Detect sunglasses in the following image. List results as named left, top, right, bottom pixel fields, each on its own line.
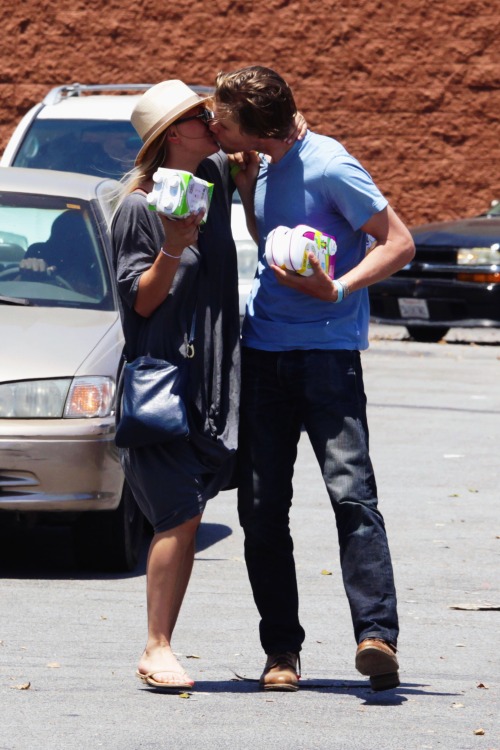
left=176, top=109, right=215, bottom=125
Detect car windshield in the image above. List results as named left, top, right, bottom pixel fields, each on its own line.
left=12, top=119, right=142, bottom=180
left=0, top=193, right=114, bottom=310
left=487, top=201, right=500, bottom=217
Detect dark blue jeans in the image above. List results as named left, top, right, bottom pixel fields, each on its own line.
left=237, top=347, right=399, bottom=655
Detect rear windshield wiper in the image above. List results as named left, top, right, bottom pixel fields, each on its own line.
left=0, top=294, right=32, bottom=306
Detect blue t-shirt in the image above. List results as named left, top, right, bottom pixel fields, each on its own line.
left=241, top=130, right=387, bottom=351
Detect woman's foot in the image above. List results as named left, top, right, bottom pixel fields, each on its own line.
left=137, top=645, right=194, bottom=689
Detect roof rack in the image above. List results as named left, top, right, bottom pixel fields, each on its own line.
left=42, top=83, right=214, bottom=106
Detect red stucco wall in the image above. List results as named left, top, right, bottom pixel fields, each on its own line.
left=1, top=0, right=498, bottom=226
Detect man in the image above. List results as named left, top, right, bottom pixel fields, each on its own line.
left=210, top=66, right=415, bottom=692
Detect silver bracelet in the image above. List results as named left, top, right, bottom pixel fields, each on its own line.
left=339, top=278, right=350, bottom=299
left=159, top=246, right=182, bottom=260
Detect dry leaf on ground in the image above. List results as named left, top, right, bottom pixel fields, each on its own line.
left=11, top=682, right=30, bottom=690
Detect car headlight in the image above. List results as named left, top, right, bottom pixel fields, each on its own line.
left=457, top=244, right=500, bottom=266
left=0, top=377, right=115, bottom=418
left=457, top=244, right=500, bottom=283
left=65, top=377, right=115, bottom=418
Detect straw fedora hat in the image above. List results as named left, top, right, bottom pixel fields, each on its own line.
left=131, top=80, right=211, bottom=164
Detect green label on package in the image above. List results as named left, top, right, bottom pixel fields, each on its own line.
left=147, top=168, right=214, bottom=223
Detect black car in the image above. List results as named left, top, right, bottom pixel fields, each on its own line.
left=369, top=201, right=500, bottom=342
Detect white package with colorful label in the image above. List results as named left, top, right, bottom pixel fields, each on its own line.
left=147, top=168, right=214, bottom=223
left=265, top=224, right=337, bottom=278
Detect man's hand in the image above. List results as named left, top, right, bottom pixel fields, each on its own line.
left=271, top=252, right=337, bottom=302
left=19, top=257, right=57, bottom=274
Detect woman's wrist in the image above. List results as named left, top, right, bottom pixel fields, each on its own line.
left=159, top=246, right=183, bottom=260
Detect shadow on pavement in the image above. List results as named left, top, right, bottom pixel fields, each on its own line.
left=196, top=521, right=232, bottom=552
left=0, top=519, right=232, bottom=580
left=139, top=677, right=461, bottom=705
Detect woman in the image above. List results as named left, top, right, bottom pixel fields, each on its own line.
left=111, top=80, right=245, bottom=691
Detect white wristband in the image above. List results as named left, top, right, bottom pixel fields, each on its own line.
left=332, top=279, right=344, bottom=303
left=332, top=278, right=350, bottom=303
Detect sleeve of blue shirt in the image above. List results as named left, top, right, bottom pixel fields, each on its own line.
left=321, top=153, right=388, bottom=232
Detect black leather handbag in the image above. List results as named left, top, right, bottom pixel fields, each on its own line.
left=115, top=315, right=195, bottom=449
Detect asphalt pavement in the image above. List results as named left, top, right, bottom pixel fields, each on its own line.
left=0, top=325, right=499, bottom=750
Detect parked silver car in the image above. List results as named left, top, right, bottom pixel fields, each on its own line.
left=0, top=167, right=143, bottom=570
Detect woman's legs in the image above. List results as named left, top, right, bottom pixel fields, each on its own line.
left=137, top=513, right=202, bottom=685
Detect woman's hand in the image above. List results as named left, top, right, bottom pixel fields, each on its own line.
left=285, top=111, right=308, bottom=144
left=134, top=210, right=205, bottom=318
left=228, top=150, right=261, bottom=195
left=158, top=210, right=205, bottom=256
left=228, top=151, right=260, bottom=244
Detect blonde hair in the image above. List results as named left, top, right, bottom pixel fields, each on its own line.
left=114, top=132, right=168, bottom=206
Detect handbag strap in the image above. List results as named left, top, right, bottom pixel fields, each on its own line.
left=184, top=310, right=196, bottom=359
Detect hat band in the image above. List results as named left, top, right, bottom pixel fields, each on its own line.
left=141, top=112, right=176, bottom=145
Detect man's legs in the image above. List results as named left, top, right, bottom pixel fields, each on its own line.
left=300, top=349, right=399, bottom=688
left=302, top=349, right=399, bottom=646
left=238, top=347, right=399, bottom=689
left=237, top=348, right=305, bottom=656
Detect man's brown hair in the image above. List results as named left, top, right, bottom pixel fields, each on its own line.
left=215, top=66, right=297, bottom=140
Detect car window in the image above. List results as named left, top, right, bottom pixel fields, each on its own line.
left=0, top=194, right=114, bottom=310
left=12, top=119, right=142, bottom=180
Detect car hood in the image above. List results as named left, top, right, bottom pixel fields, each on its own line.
left=411, top=216, right=500, bottom=247
left=0, top=307, right=122, bottom=382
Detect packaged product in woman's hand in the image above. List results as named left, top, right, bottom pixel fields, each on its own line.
left=265, top=224, right=337, bottom=278
left=147, top=168, right=214, bottom=222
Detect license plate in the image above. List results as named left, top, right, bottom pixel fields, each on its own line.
left=398, top=298, right=430, bottom=319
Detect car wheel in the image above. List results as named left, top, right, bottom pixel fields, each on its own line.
left=406, top=325, right=449, bottom=343
left=73, top=482, right=144, bottom=572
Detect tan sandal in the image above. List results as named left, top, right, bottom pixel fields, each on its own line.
left=136, top=669, right=194, bottom=692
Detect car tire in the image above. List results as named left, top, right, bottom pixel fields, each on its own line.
left=406, top=325, right=449, bottom=343
left=73, top=482, right=144, bottom=572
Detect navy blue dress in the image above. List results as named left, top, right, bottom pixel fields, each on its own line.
left=112, top=152, right=240, bottom=532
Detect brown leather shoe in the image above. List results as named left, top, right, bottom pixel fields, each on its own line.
left=355, top=638, right=400, bottom=691
left=259, top=652, right=300, bottom=692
